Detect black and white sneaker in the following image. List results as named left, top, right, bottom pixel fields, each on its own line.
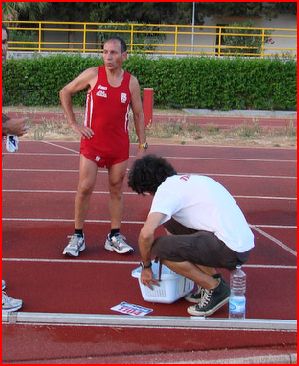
left=187, top=278, right=230, bottom=317
left=185, top=273, right=222, bottom=303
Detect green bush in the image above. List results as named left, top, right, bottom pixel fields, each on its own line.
left=3, top=54, right=296, bottom=110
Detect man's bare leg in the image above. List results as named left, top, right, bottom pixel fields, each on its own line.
left=75, top=155, right=98, bottom=229
left=107, top=160, right=128, bottom=230
left=162, top=259, right=218, bottom=290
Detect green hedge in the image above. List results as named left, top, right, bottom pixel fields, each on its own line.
left=3, top=54, right=296, bottom=110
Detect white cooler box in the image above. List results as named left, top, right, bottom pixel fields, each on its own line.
left=131, top=260, right=194, bottom=304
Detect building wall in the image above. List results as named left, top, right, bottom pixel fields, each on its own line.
left=159, top=14, right=296, bottom=55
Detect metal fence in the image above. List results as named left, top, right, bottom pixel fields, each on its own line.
left=4, top=20, right=297, bottom=58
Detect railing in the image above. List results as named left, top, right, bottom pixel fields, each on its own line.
left=4, top=20, right=297, bottom=58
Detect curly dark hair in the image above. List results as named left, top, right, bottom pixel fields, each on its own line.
left=128, top=154, right=177, bottom=195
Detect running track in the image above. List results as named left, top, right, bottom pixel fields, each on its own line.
left=2, top=140, right=296, bottom=363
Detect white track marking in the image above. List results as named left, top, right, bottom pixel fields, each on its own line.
left=2, top=189, right=296, bottom=200
left=3, top=153, right=78, bottom=156
left=256, top=225, right=296, bottom=229
left=2, top=218, right=145, bottom=224
left=2, top=219, right=296, bottom=256
left=7, top=139, right=298, bottom=151
left=3, top=189, right=136, bottom=196
left=252, top=226, right=297, bottom=256
left=2, top=257, right=296, bottom=269
left=3, top=258, right=139, bottom=265
left=2, top=168, right=296, bottom=180
left=41, top=140, right=79, bottom=153
left=2, top=217, right=295, bottom=230
left=2, top=151, right=296, bottom=163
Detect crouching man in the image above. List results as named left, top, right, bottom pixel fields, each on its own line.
left=128, top=154, right=254, bottom=317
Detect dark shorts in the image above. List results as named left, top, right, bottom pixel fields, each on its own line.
left=152, top=219, right=251, bottom=270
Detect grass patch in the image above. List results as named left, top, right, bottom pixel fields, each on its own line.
left=233, top=121, right=262, bottom=138
left=25, top=119, right=77, bottom=141
left=22, top=115, right=296, bottom=149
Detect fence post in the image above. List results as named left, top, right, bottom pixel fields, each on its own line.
left=83, top=23, right=86, bottom=53
left=130, top=24, right=134, bottom=53
left=174, top=26, right=178, bottom=55
left=38, top=22, right=42, bottom=52
left=217, top=26, right=222, bottom=57
left=260, top=29, right=265, bottom=58
left=143, top=88, right=154, bottom=127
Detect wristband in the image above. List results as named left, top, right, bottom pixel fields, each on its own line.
left=140, top=261, right=152, bottom=269
left=138, top=142, right=148, bottom=150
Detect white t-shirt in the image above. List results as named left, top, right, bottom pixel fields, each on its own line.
left=149, top=174, right=254, bottom=253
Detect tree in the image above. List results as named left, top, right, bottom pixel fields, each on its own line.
left=194, top=3, right=296, bottom=23
left=2, top=2, right=49, bottom=21
left=4, top=2, right=296, bottom=23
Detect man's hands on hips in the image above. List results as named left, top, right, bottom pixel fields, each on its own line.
left=70, top=123, right=94, bottom=139
left=3, top=117, right=29, bottom=137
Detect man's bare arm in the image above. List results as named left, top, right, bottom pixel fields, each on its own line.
left=59, top=67, right=97, bottom=139
left=2, top=114, right=28, bottom=137
left=138, top=212, right=166, bottom=288
left=129, top=76, right=145, bottom=150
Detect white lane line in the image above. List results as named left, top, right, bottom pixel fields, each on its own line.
left=257, top=225, right=296, bottom=229
left=3, top=153, right=78, bottom=156
left=15, top=139, right=298, bottom=150
left=244, top=264, right=296, bottom=269
left=2, top=257, right=296, bottom=270
left=2, top=168, right=296, bottom=179
left=2, top=218, right=296, bottom=230
left=41, top=140, right=79, bottom=154
left=2, top=189, right=296, bottom=200
left=3, top=220, right=295, bottom=257
left=2, top=218, right=145, bottom=224
left=2, top=258, right=139, bottom=265
left=235, top=195, right=296, bottom=200
left=252, top=226, right=297, bottom=256
left=2, top=152, right=296, bottom=163
left=3, top=189, right=136, bottom=196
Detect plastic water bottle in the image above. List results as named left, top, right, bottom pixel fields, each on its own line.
left=229, top=265, right=246, bottom=319
left=6, top=135, right=19, bottom=153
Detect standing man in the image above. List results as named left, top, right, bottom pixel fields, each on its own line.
left=60, top=36, right=147, bottom=256
left=2, top=24, right=27, bottom=312
left=2, top=25, right=28, bottom=137
left=128, top=155, right=254, bottom=317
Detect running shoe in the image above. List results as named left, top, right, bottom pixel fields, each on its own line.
left=104, top=233, right=134, bottom=254
left=187, top=278, right=230, bottom=317
left=2, top=291, right=23, bottom=312
left=63, top=234, right=85, bottom=256
left=185, top=273, right=222, bottom=303
left=2, top=280, right=6, bottom=290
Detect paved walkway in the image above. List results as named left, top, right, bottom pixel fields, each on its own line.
left=183, top=109, right=296, bottom=118
left=152, top=109, right=296, bottom=128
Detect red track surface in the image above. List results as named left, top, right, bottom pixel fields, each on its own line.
left=2, top=140, right=296, bottom=363
left=6, top=110, right=297, bottom=129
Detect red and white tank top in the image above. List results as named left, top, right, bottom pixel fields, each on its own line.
left=81, top=66, right=131, bottom=159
